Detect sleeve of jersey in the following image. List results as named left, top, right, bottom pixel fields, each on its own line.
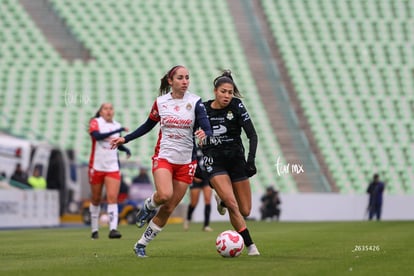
left=149, top=100, right=161, bottom=122
left=195, top=99, right=212, bottom=136
left=123, top=101, right=159, bottom=143
left=238, top=100, right=258, bottom=162
left=89, top=119, right=99, bottom=133
left=117, top=144, right=131, bottom=155
left=89, top=119, right=125, bottom=141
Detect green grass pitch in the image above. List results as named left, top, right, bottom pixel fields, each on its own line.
left=1, top=221, right=413, bottom=276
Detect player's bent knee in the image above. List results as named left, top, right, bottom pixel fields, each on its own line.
left=155, top=192, right=173, bottom=204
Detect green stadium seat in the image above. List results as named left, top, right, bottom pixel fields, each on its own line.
left=4, top=0, right=413, bottom=194
left=261, top=0, right=413, bottom=194
left=0, top=0, right=280, bottom=192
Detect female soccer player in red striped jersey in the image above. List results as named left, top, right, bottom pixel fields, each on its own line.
left=88, top=102, right=131, bottom=239
left=111, top=65, right=212, bottom=257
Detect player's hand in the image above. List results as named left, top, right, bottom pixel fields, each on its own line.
left=245, top=160, right=257, bottom=177
left=194, top=129, right=207, bottom=144
left=110, top=137, right=125, bottom=149
left=123, top=127, right=129, bottom=132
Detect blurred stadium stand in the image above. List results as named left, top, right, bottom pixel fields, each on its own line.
left=0, top=0, right=295, bottom=194
left=0, top=0, right=412, bottom=195
left=261, top=0, right=414, bottom=194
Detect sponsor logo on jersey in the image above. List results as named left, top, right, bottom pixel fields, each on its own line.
left=212, top=125, right=227, bottom=135
left=207, top=136, right=223, bottom=146
left=161, top=116, right=192, bottom=129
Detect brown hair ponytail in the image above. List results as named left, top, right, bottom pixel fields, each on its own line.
left=159, top=65, right=184, bottom=95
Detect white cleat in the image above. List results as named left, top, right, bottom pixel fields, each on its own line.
left=183, top=220, right=190, bottom=231
left=247, top=244, right=261, bottom=256
left=203, top=226, right=213, bottom=232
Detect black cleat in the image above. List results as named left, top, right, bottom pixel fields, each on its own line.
left=91, top=231, right=99, bottom=240
left=108, top=229, right=122, bottom=239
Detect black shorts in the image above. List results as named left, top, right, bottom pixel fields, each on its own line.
left=203, top=150, right=248, bottom=182
left=189, top=179, right=210, bottom=189
left=190, top=163, right=210, bottom=189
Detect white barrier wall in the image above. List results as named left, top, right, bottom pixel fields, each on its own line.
left=0, top=190, right=60, bottom=228
left=190, top=193, right=414, bottom=222
left=273, top=194, right=414, bottom=221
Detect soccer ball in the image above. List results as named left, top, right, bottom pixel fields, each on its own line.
left=99, top=214, right=109, bottom=225
left=216, top=230, right=244, bottom=257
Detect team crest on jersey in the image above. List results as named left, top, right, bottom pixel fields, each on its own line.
left=186, top=103, right=192, bottom=110
left=226, top=111, right=234, bottom=120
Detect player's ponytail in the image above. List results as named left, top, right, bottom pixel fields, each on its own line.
left=89, top=103, right=104, bottom=122
left=86, top=104, right=103, bottom=132
left=213, top=69, right=242, bottom=98
left=159, top=74, right=169, bottom=96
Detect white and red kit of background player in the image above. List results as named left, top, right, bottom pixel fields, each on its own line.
left=88, top=117, right=122, bottom=184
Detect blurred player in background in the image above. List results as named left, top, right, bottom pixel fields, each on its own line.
left=110, top=65, right=212, bottom=257
left=88, top=102, right=130, bottom=239
left=183, top=165, right=213, bottom=232
left=201, top=70, right=260, bottom=256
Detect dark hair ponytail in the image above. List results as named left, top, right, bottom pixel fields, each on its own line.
left=89, top=104, right=103, bottom=123
left=213, top=69, right=242, bottom=98
left=159, top=65, right=184, bottom=95
left=87, top=104, right=103, bottom=132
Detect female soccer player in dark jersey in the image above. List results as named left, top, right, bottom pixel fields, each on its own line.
left=110, top=65, right=212, bottom=257
left=202, top=70, right=260, bottom=256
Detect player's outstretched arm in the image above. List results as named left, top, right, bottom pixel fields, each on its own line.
left=91, top=127, right=126, bottom=141
left=110, top=117, right=158, bottom=149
